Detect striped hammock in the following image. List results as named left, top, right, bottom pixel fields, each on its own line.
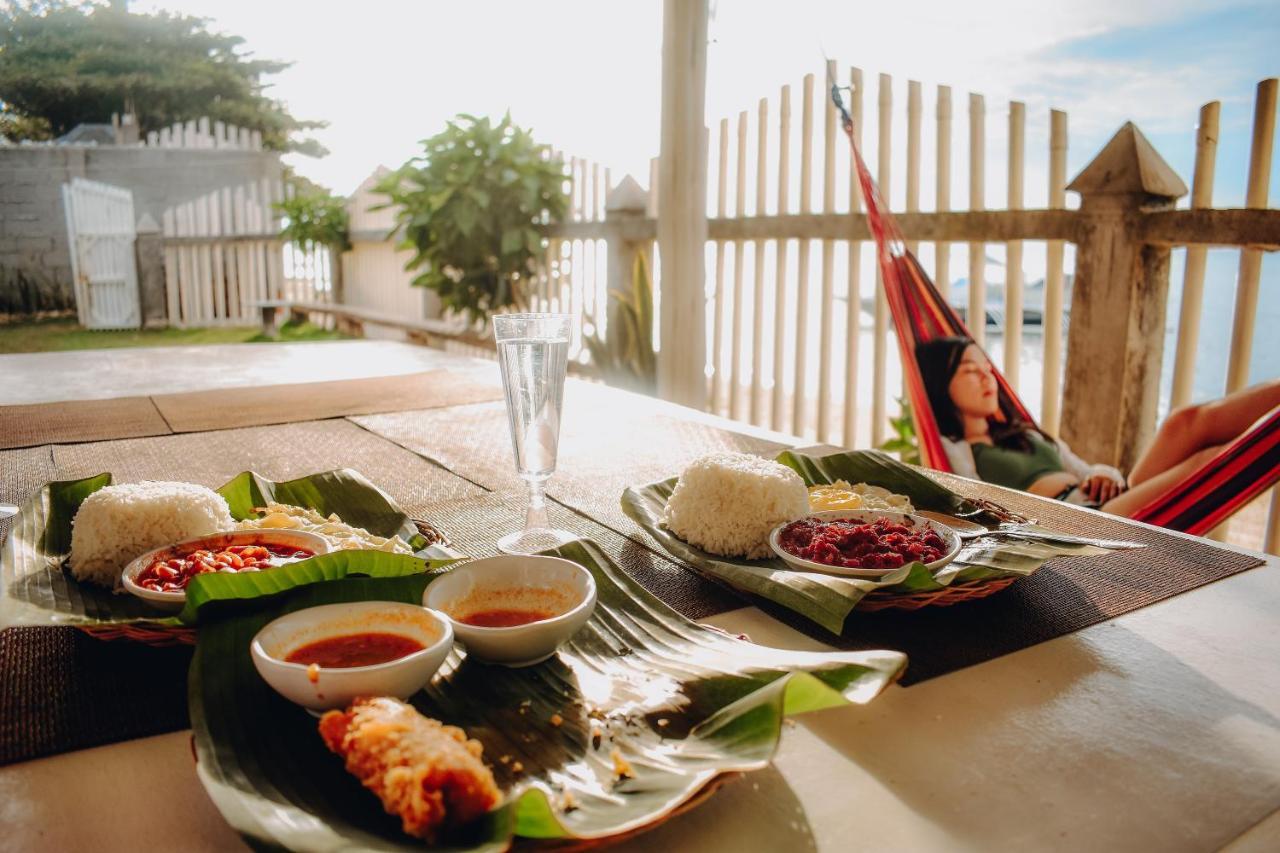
left=829, top=80, right=1280, bottom=536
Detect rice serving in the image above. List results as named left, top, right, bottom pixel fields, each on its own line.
left=69, top=481, right=234, bottom=588
left=662, top=452, right=809, bottom=559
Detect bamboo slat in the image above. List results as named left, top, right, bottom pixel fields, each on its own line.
left=871, top=73, right=892, bottom=447
left=1170, top=101, right=1221, bottom=410
left=817, top=59, right=839, bottom=442
left=936, top=85, right=952, bottom=325
left=905, top=80, right=922, bottom=256
left=1226, top=78, right=1276, bottom=394
left=1005, top=101, right=1025, bottom=388
left=751, top=97, right=770, bottom=426
left=968, top=93, right=986, bottom=348
left=1042, top=109, right=1069, bottom=433
left=843, top=67, right=865, bottom=449
left=771, top=85, right=792, bottom=433
left=730, top=111, right=749, bottom=421
left=793, top=73, right=816, bottom=437
left=712, top=119, right=730, bottom=411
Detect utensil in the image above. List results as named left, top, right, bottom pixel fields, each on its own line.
left=0, top=503, right=17, bottom=520
left=424, top=554, right=596, bottom=666
left=251, top=601, right=454, bottom=712
left=768, top=510, right=963, bottom=578
left=493, top=313, right=577, bottom=555
left=917, top=511, right=1143, bottom=550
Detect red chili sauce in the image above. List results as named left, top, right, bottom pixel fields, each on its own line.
left=285, top=632, right=425, bottom=668
left=777, top=517, right=947, bottom=569
left=459, top=608, right=556, bottom=628
left=135, top=542, right=314, bottom=592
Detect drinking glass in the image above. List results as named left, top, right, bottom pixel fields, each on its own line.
left=493, top=313, right=576, bottom=555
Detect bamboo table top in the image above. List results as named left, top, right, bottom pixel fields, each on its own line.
left=1, top=347, right=1277, bottom=852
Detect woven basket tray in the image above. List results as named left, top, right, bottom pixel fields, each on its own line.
left=856, top=575, right=1018, bottom=612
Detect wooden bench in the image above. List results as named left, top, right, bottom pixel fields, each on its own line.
left=255, top=300, right=493, bottom=350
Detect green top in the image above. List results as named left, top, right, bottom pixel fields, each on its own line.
left=971, top=432, right=1066, bottom=491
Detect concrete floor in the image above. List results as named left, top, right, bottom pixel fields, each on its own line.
left=0, top=340, right=498, bottom=404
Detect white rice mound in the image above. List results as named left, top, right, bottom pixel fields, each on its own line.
left=68, top=481, right=235, bottom=588
left=661, top=452, right=809, bottom=559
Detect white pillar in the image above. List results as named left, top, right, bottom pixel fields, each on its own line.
left=656, top=0, right=709, bottom=409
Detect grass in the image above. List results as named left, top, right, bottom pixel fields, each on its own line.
left=0, top=316, right=349, bottom=354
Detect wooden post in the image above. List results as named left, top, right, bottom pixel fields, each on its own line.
left=1041, top=109, right=1068, bottom=433
left=604, top=175, right=650, bottom=341
left=1060, top=122, right=1188, bottom=470
left=656, top=0, right=709, bottom=410
left=134, top=214, right=168, bottom=327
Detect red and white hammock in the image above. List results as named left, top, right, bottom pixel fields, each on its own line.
left=830, top=80, right=1280, bottom=536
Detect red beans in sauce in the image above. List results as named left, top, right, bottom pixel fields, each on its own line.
left=135, top=542, right=314, bottom=592
left=777, top=517, right=946, bottom=570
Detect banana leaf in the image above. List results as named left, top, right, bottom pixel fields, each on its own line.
left=0, top=468, right=450, bottom=631
left=621, top=449, right=1107, bottom=635
left=189, top=539, right=906, bottom=850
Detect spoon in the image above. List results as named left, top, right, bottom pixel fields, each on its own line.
left=915, top=510, right=1144, bottom=550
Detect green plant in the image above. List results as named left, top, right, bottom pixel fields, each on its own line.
left=879, top=396, right=921, bottom=465
left=583, top=252, right=657, bottom=393
left=376, top=114, right=568, bottom=325
left=275, top=189, right=350, bottom=252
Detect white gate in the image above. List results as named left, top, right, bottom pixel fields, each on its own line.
left=62, top=178, right=140, bottom=329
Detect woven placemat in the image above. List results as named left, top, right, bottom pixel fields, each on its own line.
left=152, top=369, right=502, bottom=433
left=355, top=401, right=1266, bottom=686
left=0, top=421, right=742, bottom=766
left=0, top=396, right=172, bottom=450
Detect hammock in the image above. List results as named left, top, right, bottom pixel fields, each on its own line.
left=829, top=80, right=1280, bottom=536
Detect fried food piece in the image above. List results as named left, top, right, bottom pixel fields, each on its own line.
left=318, top=696, right=501, bottom=840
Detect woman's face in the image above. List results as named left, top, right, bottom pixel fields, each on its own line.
left=948, top=344, right=998, bottom=418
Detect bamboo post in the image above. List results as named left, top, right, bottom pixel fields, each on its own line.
left=711, top=119, right=730, bottom=413
left=935, top=85, right=952, bottom=317
left=968, top=93, right=986, bottom=347
left=656, top=0, right=709, bottom=409
left=771, top=85, right=792, bottom=433
left=1266, top=491, right=1280, bottom=556
left=1004, top=101, right=1025, bottom=388
left=905, top=80, right=922, bottom=256
left=1225, top=78, right=1277, bottom=394
left=871, top=73, right=892, bottom=447
left=603, top=176, right=650, bottom=360
left=751, top=97, right=769, bottom=426
left=1041, top=109, right=1069, bottom=434
left=792, top=73, right=815, bottom=436
left=1169, top=102, right=1221, bottom=410
left=729, top=111, right=749, bottom=420
left=817, top=58, right=839, bottom=442
left=842, top=67, right=865, bottom=449
left=1060, top=123, right=1187, bottom=469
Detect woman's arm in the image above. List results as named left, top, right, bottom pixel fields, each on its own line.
left=941, top=436, right=979, bottom=479
left=1054, top=438, right=1127, bottom=485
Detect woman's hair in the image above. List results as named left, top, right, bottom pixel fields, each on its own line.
left=915, top=336, right=1048, bottom=453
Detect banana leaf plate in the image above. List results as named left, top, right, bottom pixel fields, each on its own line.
left=622, top=449, right=1111, bottom=634
left=0, top=468, right=456, bottom=642
left=190, top=539, right=907, bottom=851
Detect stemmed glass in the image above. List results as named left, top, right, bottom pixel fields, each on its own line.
left=493, top=313, right=577, bottom=555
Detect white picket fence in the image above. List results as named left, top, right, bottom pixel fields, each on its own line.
left=160, top=179, right=331, bottom=327
left=145, top=116, right=263, bottom=151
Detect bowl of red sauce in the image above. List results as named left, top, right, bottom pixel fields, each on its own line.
left=769, top=510, right=962, bottom=578
left=250, top=601, right=454, bottom=711
left=122, top=529, right=330, bottom=610
left=424, top=555, right=597, bottom=667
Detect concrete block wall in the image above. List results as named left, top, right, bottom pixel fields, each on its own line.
left=0, top=145, right=283, bottom=316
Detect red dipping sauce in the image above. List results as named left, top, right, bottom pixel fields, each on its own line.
left=777, top=517, right=947, bottom=570
left=135, top=542, right=314, bottom=592
left=285, top=632, right=426, bottom=668
left=459, top=608, right=556, bottom=628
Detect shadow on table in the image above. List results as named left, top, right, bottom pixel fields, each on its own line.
left=799, top=627, right=1280, bottom=848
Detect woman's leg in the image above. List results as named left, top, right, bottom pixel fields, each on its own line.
left=1103, top=443, right=1226, bottom=517
left=1128, top=380, right=1280, bottom=487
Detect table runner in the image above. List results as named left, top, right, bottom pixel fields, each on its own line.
left=0, top=370, right=503, bottom=449
left=0, top=421, right=741, bottom=765
left=353, top=395, right=1265, bottom=683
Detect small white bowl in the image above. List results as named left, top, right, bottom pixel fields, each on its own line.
left=251, top=601, right=453, bottom=711
left=424, top=555, right=597, bottom=667
left=769, top=509, right=962, bottom=578
left=122, top=529, right=331, bottom=611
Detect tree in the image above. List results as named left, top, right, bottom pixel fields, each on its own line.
left=377, top=114, right=568, bottom=325
left=0, top=1, right=325, bottom=155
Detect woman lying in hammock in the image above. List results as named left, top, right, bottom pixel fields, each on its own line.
left=917, top=336, right=1280, bottom=516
